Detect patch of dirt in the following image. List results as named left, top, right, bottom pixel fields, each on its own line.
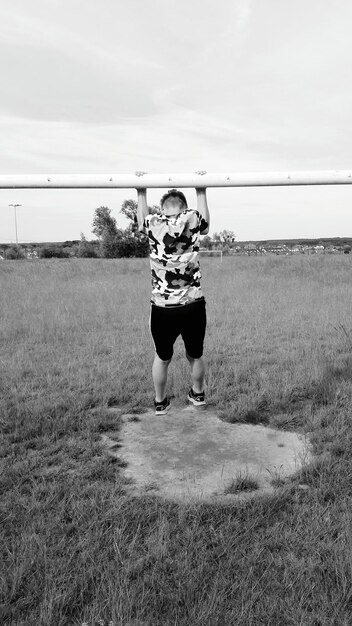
left=100, top=405, right=314, bottom=505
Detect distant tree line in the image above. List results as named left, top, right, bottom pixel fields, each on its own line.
left=1, top=198, right=351, bottom=259
left=0, top=199, right=237, bottom=260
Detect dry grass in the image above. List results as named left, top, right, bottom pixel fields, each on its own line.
left=1, top=255, right=352, bottom=625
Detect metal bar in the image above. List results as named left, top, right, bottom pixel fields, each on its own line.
left=0, top=170, right=352, bottom=189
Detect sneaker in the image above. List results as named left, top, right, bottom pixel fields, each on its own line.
left=154, top=397, right=171, bottom=415
left=188, top=388, right=206, bottom=406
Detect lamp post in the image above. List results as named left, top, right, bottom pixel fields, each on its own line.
left=8, top=203, right=22, bottom=245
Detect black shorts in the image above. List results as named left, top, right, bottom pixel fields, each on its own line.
left=150, top=298, right=206, bottom=361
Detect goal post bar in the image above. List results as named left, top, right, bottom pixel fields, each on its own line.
left=0, top=170, right=352, bottom=189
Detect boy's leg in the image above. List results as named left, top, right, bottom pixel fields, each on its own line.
left=186, top=353, right=205, bottom=394
left=152, top=353, right=172, bottom=402
left=181, top=299, right=207, bottom=394
left=150, top=304, right=178, bottom=403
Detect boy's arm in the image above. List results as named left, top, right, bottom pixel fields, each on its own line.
left=196, top=188, right=210, bottom=234
left=136, top=188, right=149, bottom=233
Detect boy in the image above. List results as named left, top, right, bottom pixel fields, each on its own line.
left=137, top=187, right=210, bottom=414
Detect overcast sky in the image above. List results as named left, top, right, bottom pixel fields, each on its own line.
left=1, top=0, right=352, bottom=243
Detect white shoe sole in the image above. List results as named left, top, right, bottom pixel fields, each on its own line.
left=188, top=396, right=206, bottom=406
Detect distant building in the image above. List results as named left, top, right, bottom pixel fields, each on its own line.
left=325, top=247, right=339, bottom=254
left=243, top=243, right=258, bottom=255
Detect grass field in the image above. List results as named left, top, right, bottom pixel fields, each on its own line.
left=1, top=254, right=352, bottom=625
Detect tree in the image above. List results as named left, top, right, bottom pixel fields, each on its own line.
left=77, top=232, right=98, bottom=258
left=120, top=199, right=159, bottom=233
left=38, top=245, right=70, bottom=258
left=120, top=199, right=138, bottom=224
left=92, top=206, right=123, bottom=258
left=91, top=200, right=158, bottom=259
left=201, top=236, right=213, bottom=250
left=213, top=230, right=237, bottom=244
left=92, top=206, right=118, bottom=239
left=5, top=245, right=26, bottom=260
left=100, top=229, right=122, bottom=258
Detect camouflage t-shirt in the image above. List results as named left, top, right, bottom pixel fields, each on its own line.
left=143, top=209, right=208, bottom=306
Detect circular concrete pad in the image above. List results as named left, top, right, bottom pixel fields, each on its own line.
left=102, top=405, right=313, bottom=505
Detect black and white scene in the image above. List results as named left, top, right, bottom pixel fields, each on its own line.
left=1, top=1, right=352, bottom=625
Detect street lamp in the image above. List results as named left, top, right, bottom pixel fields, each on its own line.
left=8, top=203, right=22, bottom=245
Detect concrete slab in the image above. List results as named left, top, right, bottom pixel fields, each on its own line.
left=101, top=405, right=313, bottom=505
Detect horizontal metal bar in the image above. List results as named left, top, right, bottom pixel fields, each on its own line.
left=0, top=170, right=352, bottom=189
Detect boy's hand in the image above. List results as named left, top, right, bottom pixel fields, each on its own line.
left=135, top=170, right=148, bottom=177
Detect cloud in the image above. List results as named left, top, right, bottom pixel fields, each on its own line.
left=235, top=0, right=252, bottom=31
left=0, top=41, right=160, bottom=123
left=0, top=2, right=163, bottom=123
left=0, top=3, right=160, bottom=70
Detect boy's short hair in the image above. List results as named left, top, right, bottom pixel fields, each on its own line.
left=160, top=188, right=188, bottom=209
